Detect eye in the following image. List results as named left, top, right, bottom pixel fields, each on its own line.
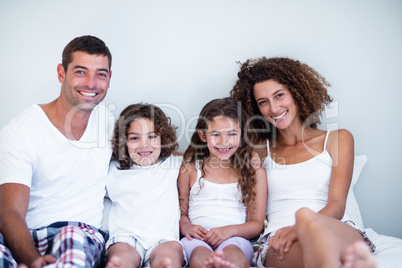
left=128, top=136, right=139, bottom=142
left=98, top=72, right=108, bottom=78
left=211, top=133, right=220, bottom=137
left=258, top=100, right=267, bottom=106
left=149, top=135, right=158, bottom=139
left=228, top=132, right=238, bottom=137
left=275, top=93, right=284, bottom=99
left=75, top=70, right=85, bottom=75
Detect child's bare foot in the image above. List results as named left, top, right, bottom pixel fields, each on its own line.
left=106, top=255, right=136, bottom=268
left=152, top=257, right=173, bottom=268
left=203, top=250, right=238, bottom=268
left=343, top=241, right=376, bottom=268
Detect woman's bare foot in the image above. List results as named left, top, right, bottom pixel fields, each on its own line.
left=203, top=250, right=238, bottom=268
left=343, top=241, right=376, bottom=268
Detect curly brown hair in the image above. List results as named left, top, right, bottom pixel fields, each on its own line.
left=111, top=103, right=178, bottom=169
left=183, top=97, right=256, bottom=208
left=230, top=57, right=333, bottom=143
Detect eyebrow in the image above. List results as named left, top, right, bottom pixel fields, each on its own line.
left=208, top=129, right=239, bottom=133
left=73, top=65, right=110, bottom=74
left=256, top=89, right=284, bottom=101
left=127, top=131, right=156, bottom=135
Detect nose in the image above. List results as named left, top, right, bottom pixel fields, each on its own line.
left=138, top=136, right=150, bottom=148
left=84, top=73, right=97, bottom=89
left=218, top=134, right=228, bottom=145
left=270, top=101, right=280, bottom=114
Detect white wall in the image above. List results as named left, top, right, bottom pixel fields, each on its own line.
left=0, top=0, right=401, bottom=238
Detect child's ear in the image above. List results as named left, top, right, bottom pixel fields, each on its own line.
left=198, top=130, right=207, bottom=142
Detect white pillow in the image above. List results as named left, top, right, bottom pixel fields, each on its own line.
left=344, top=154, right=367, bottom=228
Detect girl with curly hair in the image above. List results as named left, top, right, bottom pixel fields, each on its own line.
left=106, top=103, right=185, bottom=268
left=231, top=57, right=376, bottom=268
left=178, top=97, right=267, bottom=268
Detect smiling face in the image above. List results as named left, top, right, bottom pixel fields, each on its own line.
left=253, top=79, right=300, bottom=130
left=198, top=116, right=241, bottom=161
left=58, top=51, right=111, bottom=111
left=126, top=118, right=162, bottom=166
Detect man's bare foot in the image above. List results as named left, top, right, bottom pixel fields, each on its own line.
left=343, top=241, right=376, bottom=268
left=203, top=250, right=238, bottom=268
left=106, top=255, right=136, bottom=268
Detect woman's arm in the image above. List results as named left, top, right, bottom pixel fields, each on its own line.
left=319, top=129, right=354, bottom=219
left=177, top=163, right=208, bottom=240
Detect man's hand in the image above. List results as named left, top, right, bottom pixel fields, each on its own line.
left=29, top=254, right=56, bottom=268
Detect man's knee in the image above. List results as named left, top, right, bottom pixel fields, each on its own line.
left=55, top=226, right=87, bottom=246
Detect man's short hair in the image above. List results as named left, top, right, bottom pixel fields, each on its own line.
left=62, top=35, right=112, bottom=71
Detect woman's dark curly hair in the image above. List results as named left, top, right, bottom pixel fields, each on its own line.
left=230, top=57, right=333, bottom=143
left=183, top=97, right=256, bottom=208
left=111, top=103, right=178, bottom=169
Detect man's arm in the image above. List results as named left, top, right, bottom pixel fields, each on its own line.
left=0, top=183, right=41, bottom=265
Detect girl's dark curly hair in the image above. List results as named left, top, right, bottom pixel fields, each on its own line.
left=183, top=97, right=256, bottom=208
left=111, top=103, right=178, bottom=169
left=230, top=57, right=333, bottom=143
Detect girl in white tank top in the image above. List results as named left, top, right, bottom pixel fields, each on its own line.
left=178, top=98, right=267, bottom=267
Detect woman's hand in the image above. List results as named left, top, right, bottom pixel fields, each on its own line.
left=184, top=224, right=208, bottom=241
left=269, top=225, right=298, bottom=260
left=204, top=226, right=232, bottom=249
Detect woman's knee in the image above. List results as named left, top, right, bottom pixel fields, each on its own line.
left=295, top=207, right=322, bottom=231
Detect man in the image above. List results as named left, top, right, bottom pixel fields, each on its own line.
left=0, top=35, right=113, bottom=267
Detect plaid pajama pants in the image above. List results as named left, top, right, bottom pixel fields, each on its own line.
left=0, top=221, right=108, bottom=268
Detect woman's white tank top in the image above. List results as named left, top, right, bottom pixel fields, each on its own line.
left=262, top=131, right=349, bottom=236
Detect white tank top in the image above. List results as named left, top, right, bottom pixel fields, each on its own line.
left=188, top=162, right=247, bottom=230
left=262, top=131, right=350, bottom=236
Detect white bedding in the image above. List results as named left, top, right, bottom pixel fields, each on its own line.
left=101, top=155, right=402, bottom=267
left=345, top=155, right=402, bottom=267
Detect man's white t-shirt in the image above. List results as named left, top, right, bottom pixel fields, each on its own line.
left=0, top=104, right=113, bottom=229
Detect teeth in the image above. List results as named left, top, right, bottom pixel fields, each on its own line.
left=217, top=148, right=231, bottom=152
left=272, top=111, right=287, bottom=120
left=80, top=91, right=96, bottom=97
left=138, top=152, right=152, bottom=156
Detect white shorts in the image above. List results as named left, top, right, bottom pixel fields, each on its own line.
left=106, top=235, right=186, bottom=267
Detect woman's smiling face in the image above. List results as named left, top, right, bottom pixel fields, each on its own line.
left=253, top=79, right=300, bottom=130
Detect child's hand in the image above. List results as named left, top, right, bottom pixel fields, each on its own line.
left=204, top=227, right=232, bottom=249
left=185, top=224, right=208, bottom=241
left=268, top=225, right=298, bottom=261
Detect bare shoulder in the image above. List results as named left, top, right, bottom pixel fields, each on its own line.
left=172, top=150, right=184, bottom=156
left=250, top=150, right=263, bottom=170
left=328, top=129, right=354, bottom=144
left=179, top=161, right=196, bottom=174
left=178, top=161, right=198, bottom=189
left=327, top=129, right=354, bottom=155
left=253, top=142, right=268, bottom=161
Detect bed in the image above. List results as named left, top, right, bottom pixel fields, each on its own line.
left=101, top=155, right=402, bottom=267
left=343, top=155, right=402, bottom=267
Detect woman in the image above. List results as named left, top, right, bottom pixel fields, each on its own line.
left=230, top=57, right=376, bottom=268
